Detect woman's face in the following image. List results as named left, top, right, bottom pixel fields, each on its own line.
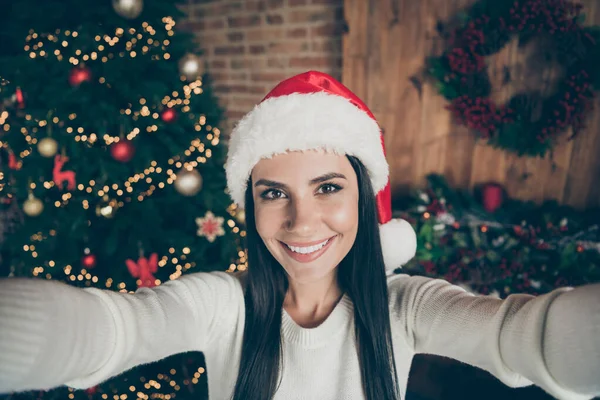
left=251, top=150, right=359, bottom=284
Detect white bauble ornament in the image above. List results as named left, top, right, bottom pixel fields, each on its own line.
left=178, top=54, right=204, bottom=81
left=174, top=169, right=203, bottom=196
left=23, top=193, right=44, bottom=217
left=112, top=0, right=143, bottom=19
left=37, top=137, right=58, bottom=157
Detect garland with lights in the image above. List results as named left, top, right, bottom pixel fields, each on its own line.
left=398, top=175, right=600, bottom=298
left=428, top=0, right=600, bottom=157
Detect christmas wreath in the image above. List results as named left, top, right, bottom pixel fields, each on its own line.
left=428, top=0, right=600, bottom=157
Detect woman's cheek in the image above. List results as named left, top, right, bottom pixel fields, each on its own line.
left=254, top=204, right=283, bottom=238
left=324, top=197, right=358, bottom=232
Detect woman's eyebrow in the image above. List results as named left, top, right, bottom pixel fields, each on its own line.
left=254, top=179, right=288, bottom=189
left=308, top=172, right=347, bottom=185
left=254, top=173, right=347, bottom=189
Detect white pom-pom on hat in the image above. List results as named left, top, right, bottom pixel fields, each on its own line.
left=379, top=219, right=417, bottom=273
left=225, top=71, right=417, bottom=273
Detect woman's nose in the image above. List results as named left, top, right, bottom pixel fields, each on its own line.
left=285, top=198, right=319, bottom=236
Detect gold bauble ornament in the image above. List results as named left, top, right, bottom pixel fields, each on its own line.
left=37, top=137, right=58, bottom=157
left=23, top=193, right=44, bottom=217
left=95, top=196, right=119, bottom=218
left=112, top=0, right=143, bottom=19
left=236, top=209, right=245, bottom=224
left=178, top=54, right=204, bottom=81
left=174, top=168, right=203, bottom=196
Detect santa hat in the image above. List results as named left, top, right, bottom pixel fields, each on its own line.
left=225, top=71, right=416, bottom=272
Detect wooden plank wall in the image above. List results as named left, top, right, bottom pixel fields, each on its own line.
left=343, top=0, right=600, bottom=209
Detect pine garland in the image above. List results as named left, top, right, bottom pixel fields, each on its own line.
left=399, top=175, right=600, bottom=298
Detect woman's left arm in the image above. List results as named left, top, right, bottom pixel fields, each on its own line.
left=388, top=274, right=600, bottom=400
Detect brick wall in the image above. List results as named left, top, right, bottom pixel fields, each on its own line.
left=180, top=0, right=345, bottom=132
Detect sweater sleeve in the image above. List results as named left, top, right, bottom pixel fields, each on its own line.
left=0, top=271, right=243, bottom=394
left=387, top=274, right=600, bottom=400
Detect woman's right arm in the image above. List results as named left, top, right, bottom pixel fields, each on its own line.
left=0, top=271, right=243, bottom=394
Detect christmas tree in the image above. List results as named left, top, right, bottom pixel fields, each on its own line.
left=0, top=0, right=246, bottom=399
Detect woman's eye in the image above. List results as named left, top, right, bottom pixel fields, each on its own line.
left=261, top=189, right=286, bottom=200
left=318, top=183, right=342, bottom=195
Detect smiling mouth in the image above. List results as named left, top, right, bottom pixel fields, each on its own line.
left=284, top=237, right=332, bottom=253
left=280, top=236, right=337, bottom=263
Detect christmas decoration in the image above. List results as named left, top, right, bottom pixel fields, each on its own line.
left=37, top=137, right=58, bottom=158
left=2, top=87, right=25, bottom=109
left=81, top=248, right=97, bottom=269
left=400, top=174, right=600, bottom=298
left=126, top=253, right=158, bottom=288
left=52, top=155, right=76, bottom=190
left=14, top=87, right=25, bottom=108
left=161, top=108, right=177, bottom=123
left=196, top=211, right=225, bottom=243
left=173, top=168, right=202, bottom=196
left=112, top=0, right=143, bottom=19
left=68, top=66, right=92, bottom=86
left=85, top=386, right=98, bottom=396
left=236, top=209, right=245, bottom=224
left=178, top=53, right=204, bottom=81
left=22, top=193, right=43, bottom=217
left=428, top=0, right=600, bottom=157
left=481, top=183, right=504, bottom=213
left=110, top=140, right=136, bottom=163
left=95, top=196, right=119, bottom=218
left=7, top=150, right=21, bottom=170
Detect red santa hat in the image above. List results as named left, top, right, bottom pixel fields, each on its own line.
left=225, top=71, right=416, bottom=272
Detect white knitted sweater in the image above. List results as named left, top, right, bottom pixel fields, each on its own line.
left=0, top=272, right=599, bottom=400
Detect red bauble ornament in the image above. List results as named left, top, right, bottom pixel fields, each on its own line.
left=482, top=183, right=504, bottom=213
left=85, top=386, right=98, bottom=395
left=15, top=87, right=25, bottom=108
left=161, top=108, right=177, bottom=123
left=110, top=140, right=136, bottom=162
left=69, top=66, right=92, bottom=86
left=82, top=253, right=97, bottom=268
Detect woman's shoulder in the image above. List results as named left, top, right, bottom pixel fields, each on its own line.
left=232, top=270, right=248, bottom=292
left=165, top=269, right=247, bottom=301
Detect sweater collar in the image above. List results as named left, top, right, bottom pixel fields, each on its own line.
left=281, top=294, right=354, bottom=348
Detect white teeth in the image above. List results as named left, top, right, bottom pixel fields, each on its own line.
left=286, top=238, right=330, bottom=254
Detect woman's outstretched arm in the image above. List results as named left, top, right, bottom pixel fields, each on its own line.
left=388, top=274, right=600, bottom=400
left=0, top=271, right=243, bottom=394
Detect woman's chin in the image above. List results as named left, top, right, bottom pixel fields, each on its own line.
left=282, top=263, right=338, bottom=285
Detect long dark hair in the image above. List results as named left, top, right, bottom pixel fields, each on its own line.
left=231, top=155, right=399, bottom=400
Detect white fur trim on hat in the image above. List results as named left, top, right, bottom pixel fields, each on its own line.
left=225, top=91, right=388, bottom=208
left=379, top=218, right=417, bottom=274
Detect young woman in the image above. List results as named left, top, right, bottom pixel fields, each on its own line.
left=1, top=71, right=599, bottom=400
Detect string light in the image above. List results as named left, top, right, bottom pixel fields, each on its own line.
left=14, top=123, right=217, bottom=205
left=23, top=17, right=176, bottom=63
